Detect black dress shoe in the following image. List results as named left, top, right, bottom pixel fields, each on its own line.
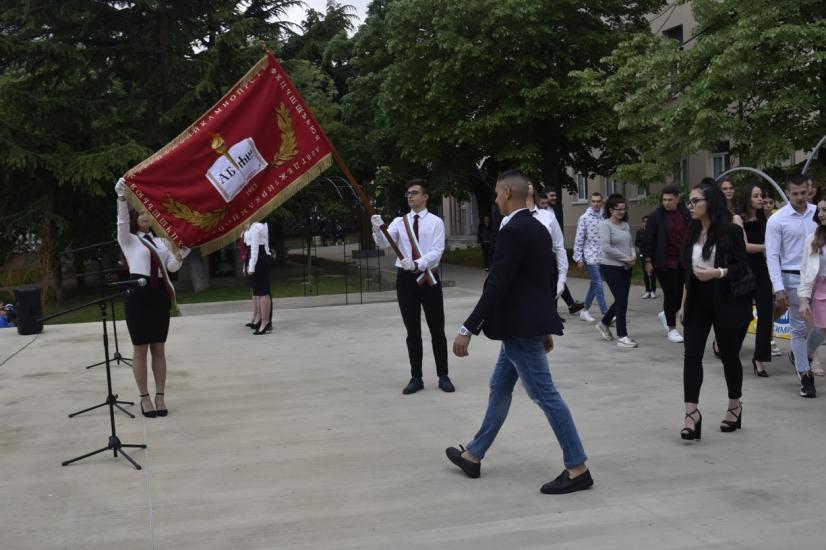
left=438, top=376, right=455, bottom=392
left=540, top=469, right=594, bottom=494
left=402, top=377, right=424, bottom=394
left=445, top=445, right=480, bottom=478
left=568, top=302, right=585, bottom=315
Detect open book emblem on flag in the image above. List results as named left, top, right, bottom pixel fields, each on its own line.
left=205, top=133, right=268, bottom=202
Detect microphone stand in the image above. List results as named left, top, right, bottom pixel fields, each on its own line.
left=84, top=273, right=134, bottom=370
left=42, top=291, right=147, bottom=470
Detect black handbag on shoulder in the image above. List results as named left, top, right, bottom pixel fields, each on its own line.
left=728, top=266, right=757, bottom=298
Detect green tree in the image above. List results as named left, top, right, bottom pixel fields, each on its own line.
left=370, top=0, right=663, bottom=225
left=579, top=0, right=826, bottom=185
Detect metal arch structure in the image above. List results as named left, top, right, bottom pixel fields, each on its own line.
left=715, top=167, right=787, bottom=204
left=802, top=133, right=826, bottom=176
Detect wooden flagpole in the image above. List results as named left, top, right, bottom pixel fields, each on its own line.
left=330, top=150, right=404, bottom=260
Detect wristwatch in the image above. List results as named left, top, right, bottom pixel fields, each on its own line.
left=458, top=326, right=471, bottom=337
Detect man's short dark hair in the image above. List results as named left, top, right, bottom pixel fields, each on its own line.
left=497, top=169, right=528, bottom=182
left=787, top=173, right=809, bottom=188
left=661, top=185, right=680, bottom=197
left=699, top=177, right=717, bottom=187
left=591, top=191, right=603, bottom=199
left=406, top=179, right=428, bottom=194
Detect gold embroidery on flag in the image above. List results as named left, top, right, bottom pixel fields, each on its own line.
left=271, top=103, right=297, bottom=166
left=162, top=196, right=227, bottom=231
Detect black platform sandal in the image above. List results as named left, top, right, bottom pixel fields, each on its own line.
left=680, top=409, right=702, bottom=441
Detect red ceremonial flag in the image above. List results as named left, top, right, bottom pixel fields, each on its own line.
left=123, top=53, right=333, bottom=254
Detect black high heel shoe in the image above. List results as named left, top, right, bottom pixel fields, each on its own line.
left=245, top=321, right=260, bottom=329
left=680, top=409, right=702, bottom=440
left=155, top=392, right=168, bottom=417
left=253, top=322, right=272, bottom=335
left=752, top=358, right=769, bottom=377
left=140, top=393, right=156, bottom=418
left=720, top=403, right=742, bottom=432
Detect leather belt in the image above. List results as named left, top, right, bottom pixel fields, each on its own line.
left=781, top=270, right=800, bottom=274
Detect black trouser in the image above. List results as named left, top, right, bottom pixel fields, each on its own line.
left=396, top=269, right=448, bottom=378
left=560, top=284, right=577, bottom=307
left=480, top=243, right=491, bottom=269
left=600, top=265, right=632, bottom=338
left=752, top=269, right=773, bottom=362
left=683, top=280, right=748, bottom=403
left=656, top=267, right=685, bottom=328
left=643, top=272, right=657, bottom=293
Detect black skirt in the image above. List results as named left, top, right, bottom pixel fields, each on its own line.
left=124, top=275, right=171, bottom=345
left=248, top=245, right=271, bottom=296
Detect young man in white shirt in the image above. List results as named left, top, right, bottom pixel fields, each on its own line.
left=545, top=189, right=585, bottom=314
left=371, top=179, right=454, bottom=395
left=573, top=192, right=608, bottom=322
left=766, top=174, right=822, bottom=397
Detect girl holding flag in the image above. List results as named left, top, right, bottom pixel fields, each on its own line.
left=115, top=179, right=190, bottom=418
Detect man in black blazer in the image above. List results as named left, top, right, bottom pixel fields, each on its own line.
left=445, top=170, right=593, bottom=495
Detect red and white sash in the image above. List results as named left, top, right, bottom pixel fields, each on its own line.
left=401, top=214, right=437, bottom=287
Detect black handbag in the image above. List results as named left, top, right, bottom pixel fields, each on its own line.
left=728, top=266, right=757, bottom=298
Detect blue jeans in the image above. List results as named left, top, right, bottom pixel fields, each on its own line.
left=783, top=273, right=824, bottom=373
left=584, top=263, right=608, bottom=314
left=466, top=338, right=588, bottom=469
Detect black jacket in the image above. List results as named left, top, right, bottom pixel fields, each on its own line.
left=463, top=209, right=564, bottom=340
left=681, top=223, right=754, bottom=329
left=640, top=204, right=691, bottom=269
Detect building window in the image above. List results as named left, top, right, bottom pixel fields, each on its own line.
left=663, top=25, right=684, bottom=44
left=635, top=184, right=648, bottom=198
left=576, top=174, right=588, bottom=200
left=605, top=177, right=616, bottom=196
left=713, top=141, right=731, bottom=178
left=672, top=159, right=688, bottom=186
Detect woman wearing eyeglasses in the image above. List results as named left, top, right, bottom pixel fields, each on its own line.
left=679, top=183, right=752, bottom=441
left=595, top=193, right=638, bottom=348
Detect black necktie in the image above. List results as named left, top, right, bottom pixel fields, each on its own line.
left=413, top=214, right=419, bottom=241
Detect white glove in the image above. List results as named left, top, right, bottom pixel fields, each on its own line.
left=370, top=215, right=384, bottom=229
left=556, top=280, right=565, bottom=298
left=400, top=258, right=417, bottom=271
left=114, top=178, right=126, bottom=197
left=178, top=247, right=192, bottom=259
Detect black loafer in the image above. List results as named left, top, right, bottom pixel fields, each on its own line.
left=445, top=445, right=480, bottom=478
left=540, top=469, right=594, bottom=494
left=438, top=376, right=455, bottom=393
left=402, top=377, right=424, bottom=395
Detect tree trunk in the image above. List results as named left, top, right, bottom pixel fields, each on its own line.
left=187, top=248, right=210, bottom=292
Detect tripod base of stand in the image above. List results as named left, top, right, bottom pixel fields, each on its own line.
left=69, top=393, right=135, bottom=419
left=85, top=351, right=133, bottom=369
left=62, top=435, right=146, bottom=470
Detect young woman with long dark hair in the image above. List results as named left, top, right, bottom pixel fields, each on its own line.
left=798, top=200, right=826, bottom=348
left=733, top=185, right=772, bottom=376
left=679, top=183, right=752, bottom=441
left=596, top=193, right=637, bottom=348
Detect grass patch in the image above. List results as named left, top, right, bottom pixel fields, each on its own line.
left=442, top=247, right=486, bottom=268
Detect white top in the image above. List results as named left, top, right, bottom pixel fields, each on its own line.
left=765, top=202, right=817, bottom=292
left=117, top=199, right=182, bottom=278
left=691, top=243, right=716, bottom=270
left=372, top=208, right=445, bottom=271
left=244, top=222, right=271, bottom=269
left=797, top=233, right=826, bottom=299
left=572, top=207, right=604, bottom=265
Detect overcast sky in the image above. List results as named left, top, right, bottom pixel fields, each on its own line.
left=283, top=0, right=371, bottom=33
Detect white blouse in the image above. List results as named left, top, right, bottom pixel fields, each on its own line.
left=117, top=199, right=182, bottom=278
left=244, top=222, right=271, bottom=269
left=692, top=243, right=716, bottom=270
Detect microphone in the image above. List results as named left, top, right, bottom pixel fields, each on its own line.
left=107, top=278, right=147, bottom=289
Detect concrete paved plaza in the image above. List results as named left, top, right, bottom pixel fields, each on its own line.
left=2, top=274, right=826, bottom=549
